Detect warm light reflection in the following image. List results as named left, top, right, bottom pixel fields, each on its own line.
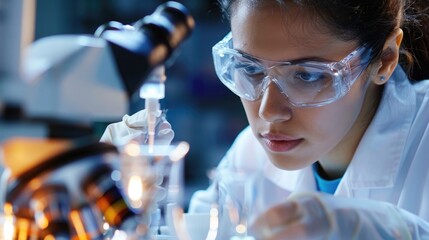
left=206, top=206, right=219, bottom=240
left=236, top=224, right=247, bottom=234
left=3, top=215, right=15, bottom=240
left=111, top=230, right=128, bottom=240
left=227, top=199, right=239, bottom=225
left=2, top=203, right=15, bottom=240
left=17, top=218, right=30, bottom=240
left=124, top=141, right=140, bottom=157
left=169, top=142, right=190, bottom=162
left=37, top=215, right=49, bottom=230
left=172, top=207, right=191, bottom=240
left=70, top=210, right=89, bottom=240
left=103, top=222, right=110, bottom=231
left=128, top=175, right=143, bottom=206
left=3, top=204, right=13, bottom=216
left=31, top=199, right=49, bottom=230
left=148, top=45, right=168, bottom=65
left=44, top=234, right=55, bottom=240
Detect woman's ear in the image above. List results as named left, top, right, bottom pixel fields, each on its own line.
left=373, top=28, right=403, bottom=85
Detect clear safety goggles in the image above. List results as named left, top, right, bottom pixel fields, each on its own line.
left=212, top=33, right=372, bottom=108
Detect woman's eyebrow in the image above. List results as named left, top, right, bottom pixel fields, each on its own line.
left=287, top=56, right=336, bottom=63
left=235, top=48, right=337, bottom=63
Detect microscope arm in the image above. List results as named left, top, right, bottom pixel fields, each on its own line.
left=22, top=35, right=128, bottom=123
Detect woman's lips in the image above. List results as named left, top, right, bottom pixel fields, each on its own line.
left=261, top=134, right=303, bottom=152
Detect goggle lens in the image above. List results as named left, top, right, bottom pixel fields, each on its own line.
left=213, top=33, right=370, bottom=108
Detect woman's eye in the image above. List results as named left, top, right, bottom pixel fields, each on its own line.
left=294, top=71, right=326, bottom=82
left=236, top=63, right=264, bottom=75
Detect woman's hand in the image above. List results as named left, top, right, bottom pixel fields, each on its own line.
left=250, top=192, right=414, bottom=240
left=100, top=109, right=174, bottom=145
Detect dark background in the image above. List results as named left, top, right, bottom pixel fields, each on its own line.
left=34, top=0, right=248, bottom=209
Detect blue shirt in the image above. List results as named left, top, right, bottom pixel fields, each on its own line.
left=313, top=163, right=342, bottom=194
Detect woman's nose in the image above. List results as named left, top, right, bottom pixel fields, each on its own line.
left=258, top=77, right=293, bottom=122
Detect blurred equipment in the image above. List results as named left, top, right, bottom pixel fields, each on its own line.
left=0, top=0, right=194, bottom=239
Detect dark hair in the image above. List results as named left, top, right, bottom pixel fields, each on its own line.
left=218, top=0, right=429, bottom=81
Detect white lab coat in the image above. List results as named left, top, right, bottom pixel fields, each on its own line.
left=188, top=66, right=429, bottom=236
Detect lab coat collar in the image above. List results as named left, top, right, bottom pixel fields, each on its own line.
left=263, top=159, right=316, bottom=192
left=341, top=67, right=415, bottom=190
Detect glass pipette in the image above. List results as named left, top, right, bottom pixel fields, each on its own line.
left=140, top=66, right=166, bottom=153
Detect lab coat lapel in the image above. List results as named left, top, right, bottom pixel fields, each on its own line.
left=263, top=160, right=316, bottom=193
left=336, top=67, right=415, bottom=197
left=294, top=166, right=317, bottom=192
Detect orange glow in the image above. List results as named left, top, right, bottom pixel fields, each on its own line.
left=44, top=234, right=55, bottom=240
left=3, top=203, right=13, bottom=215
left=2, top=138, right=72, bottom=177
left=16, top=219, right=30, bottom=240
left=70, top=210, right=89, bottom=240
left=37, top=215, right=49, bottom=230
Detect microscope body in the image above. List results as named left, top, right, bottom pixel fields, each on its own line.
left=22, top=35, right=128, bottom=122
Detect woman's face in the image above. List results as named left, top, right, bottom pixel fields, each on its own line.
left=231, top=2, right=377, bottom=171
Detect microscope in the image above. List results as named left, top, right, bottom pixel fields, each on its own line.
left=0, top=0, right=194, bottom=239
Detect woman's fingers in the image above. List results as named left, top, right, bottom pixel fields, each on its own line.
left=250, top=200, right=301, bottom=239
left=251, top=193, right=332, bottom=239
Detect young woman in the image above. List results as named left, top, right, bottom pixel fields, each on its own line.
left=103, top=0, right=429, bottom=238
left=187, top=0, right=429, bottom=239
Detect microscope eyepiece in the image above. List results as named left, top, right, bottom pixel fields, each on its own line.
left=97, top=1, right=195, bottom=97
left=133, top=1, right=195, bottom=49
left=94, top=21, right=127, bottom=38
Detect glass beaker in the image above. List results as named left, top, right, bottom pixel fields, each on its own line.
left=216, top=168, right=292, bottom=240
left=214, top=169, right=257, bottom=240
left=117, top=141, right=189, bottom=239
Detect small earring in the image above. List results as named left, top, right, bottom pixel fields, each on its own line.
left=380, top=76, right=386, bottom=82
